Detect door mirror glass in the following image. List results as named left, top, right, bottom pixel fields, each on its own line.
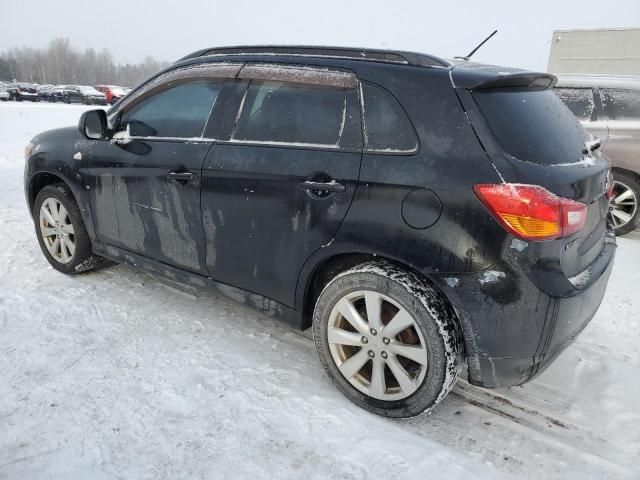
left=79, top=109, right=107, bottom=139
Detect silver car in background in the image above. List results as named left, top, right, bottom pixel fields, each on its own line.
left=555, top=75, right=640, bottom=235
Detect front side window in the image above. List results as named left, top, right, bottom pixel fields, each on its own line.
left=361, top=83, right=418, bottom=153
left=120, top=80, right=221, bottom=138
left=233, top=81, right=347, bottom=146
left=554, top=87, right=595, bottom=121
left=601, top=89, right=640, bottom=120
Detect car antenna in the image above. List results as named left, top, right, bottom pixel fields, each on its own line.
left=455, top=30, right=498, bottom=61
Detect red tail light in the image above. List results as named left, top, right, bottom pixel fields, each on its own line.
left=474, top=184, right=587, bottom=241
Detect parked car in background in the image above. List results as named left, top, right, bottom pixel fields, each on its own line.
left=78, top=86, right=107, bottom=105
left=555, top=75, right=640, bottom=235
left=7, top=83, right=38, bottom=102
left=60, top=85, right=83, bottom=104
left=52, top=86, right=65, bottom=103
left=37, top=85, right=56, bottom=102
left=61, top=85, right=107, bottom=105
left=0, top=84, right=9, bottom=101
left=24, top=46, right=616, bottom=418
left=95, top=85, right=127, bottom=104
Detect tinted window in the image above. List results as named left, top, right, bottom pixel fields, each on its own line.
left=474, top=89, right=588, bottom=165
left=601, top=89, right=640, bottom=120
left=362, top=83, right=417, bottom=152
left=121, top=80, right=221, bottom=138
left=554, top=87, right=595, bottom=121
left=233, top=81, right=346, bottom=145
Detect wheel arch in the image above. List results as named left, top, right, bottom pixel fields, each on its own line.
left=297, top=249, right=457, bottom=331
left=28, top=171, right=71, bottom=216
left=611, top=165, right=640, bottom=183
left=28, top=170, right=95, bottom=242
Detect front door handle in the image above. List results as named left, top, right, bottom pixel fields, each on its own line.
left=298, top=180, right=346, bottom=193
left=167, top=171, right=198, bottom=183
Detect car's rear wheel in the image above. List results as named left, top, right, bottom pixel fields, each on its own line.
left=609, top=171, right=639, bottom=236
left=313, top=261, right=463, bottom=417
left=34, top=183, right=107, bottom=274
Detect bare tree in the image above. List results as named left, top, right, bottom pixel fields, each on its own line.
left=0, top=38, right=169, bottom=87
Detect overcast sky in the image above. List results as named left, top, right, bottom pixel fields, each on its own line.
left=1, top=0, right=638, bottom=71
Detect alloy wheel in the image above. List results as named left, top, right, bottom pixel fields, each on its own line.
left=608, top=180, right=638, bottom=230
left=39, top=197, right=75, bottom=264
left=327, top=290, right=428, bottom=401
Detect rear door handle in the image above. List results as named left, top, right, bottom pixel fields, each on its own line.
left=298, top=180, right=346, bottom=193
left=167, top=171, right=198, bottom=182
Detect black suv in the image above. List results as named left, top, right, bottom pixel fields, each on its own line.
left=24, top=46, right=616, bottom=417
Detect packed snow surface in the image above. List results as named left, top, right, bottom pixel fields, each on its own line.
left=1, top=103, right=639, bottom=479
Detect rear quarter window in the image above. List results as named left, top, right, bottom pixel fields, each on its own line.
left=361, top=83, right=418, bottom=153
left=601, top=89, right=640, bottom=120
left=474, top=88, right=588, bottom=165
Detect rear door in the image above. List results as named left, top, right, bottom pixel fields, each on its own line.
left=201, top=65, right=363, bottom=306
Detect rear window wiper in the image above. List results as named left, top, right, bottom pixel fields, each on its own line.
left=583, top=138, right=602, bottom=154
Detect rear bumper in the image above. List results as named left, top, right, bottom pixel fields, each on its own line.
left=432, top=234, right=616, bottom=388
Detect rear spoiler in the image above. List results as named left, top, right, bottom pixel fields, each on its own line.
left=472, top=73, right=557, bottom=91
left=450, top=62, right=557, bottom=91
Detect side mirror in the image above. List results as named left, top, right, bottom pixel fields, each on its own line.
left=78, top=109, right=107, bottom=139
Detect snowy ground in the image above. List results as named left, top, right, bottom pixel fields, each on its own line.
left=0, top=102, right=639, bottom=479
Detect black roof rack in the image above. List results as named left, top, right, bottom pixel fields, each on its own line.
left=177, top=45, right=450, bottom=68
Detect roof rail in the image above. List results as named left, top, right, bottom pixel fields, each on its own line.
left=177, top=45, right=449, bottom=68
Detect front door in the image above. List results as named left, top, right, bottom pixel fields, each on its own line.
left=87, top=78, right=224, bottom=275
left=201, top=69, right=363, bottom=306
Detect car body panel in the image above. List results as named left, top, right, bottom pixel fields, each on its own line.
left=24, top=49, right=617, bottom=389
left=86, top=138, right=210, bottom=275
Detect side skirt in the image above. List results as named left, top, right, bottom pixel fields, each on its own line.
left=92, top=241, right=304, bottom=329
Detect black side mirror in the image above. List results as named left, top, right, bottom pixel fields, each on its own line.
left=78, top=109, right=108, bottom=139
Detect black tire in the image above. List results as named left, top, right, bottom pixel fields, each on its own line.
left=313, top=261, right=463, bottom=418
left=33, top=183, right=107, bottom=274
left=610, top=170, right=640, bottom=236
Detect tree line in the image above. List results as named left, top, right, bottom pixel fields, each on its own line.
left=0, top=38, right=170, bottom=87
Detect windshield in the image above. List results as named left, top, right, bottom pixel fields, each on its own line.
left=473, top=89, right=588, bottom=165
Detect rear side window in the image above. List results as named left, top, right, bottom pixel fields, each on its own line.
left=601, top=89, right=640, bottom=120
left=361, top=83, right=418, bottom=152
left=554, top=88, right=595, bottom=121
left=121, top=80, right=221, bottom=138
left=233, top=81, right=347, bottom=146
left=474, top=89, right=587, bottom=165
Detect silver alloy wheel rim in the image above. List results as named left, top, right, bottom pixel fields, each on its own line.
left=39, top=197, right=75, bottom=264
left=327, top=290, right=428, bottom=401
left=608, top=180, right=638, bottom=230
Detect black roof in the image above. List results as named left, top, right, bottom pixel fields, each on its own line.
left=178, top=45, right=450, bottom=68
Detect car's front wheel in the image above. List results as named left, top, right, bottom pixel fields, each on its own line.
left=313, top=261, right=463, bottom=418
left=34, top=183, right=107, bottom=274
